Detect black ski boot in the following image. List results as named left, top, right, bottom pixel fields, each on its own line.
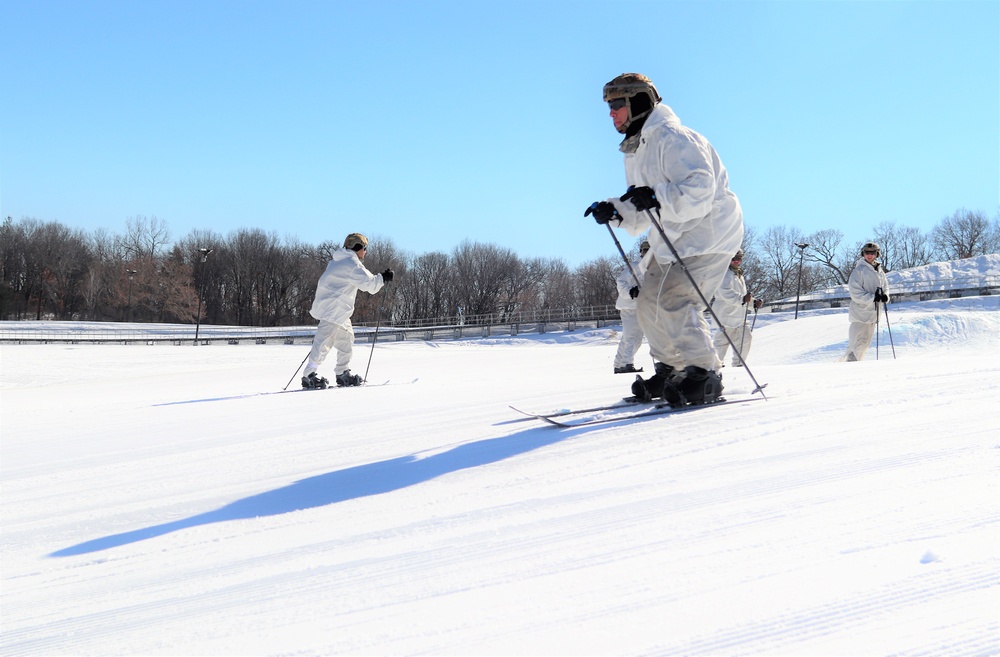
left=614, top=363, right=643, bottom=374
left=630, top=363, right=674, bottom=402
left=335, top=370, right=363, bottom=387
left=677, top=366, right=724, bottom=405
left=660, top=370, right=686, bottom=408
left=301, top=372, right=329, bottom=389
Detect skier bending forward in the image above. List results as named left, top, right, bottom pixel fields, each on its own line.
left=302, top=232, right=393, bottom=388
left=586, top=72, right=744, bottom=406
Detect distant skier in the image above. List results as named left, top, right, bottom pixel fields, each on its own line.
left=711, top=249, right=762, bottom=367
left=302, top=233, right=393, bottom=388
left=585, top=72, right=744, bottom=406
left=613, top=240, right=650, bottom=374
left=844, top=242, right=889, bottom=362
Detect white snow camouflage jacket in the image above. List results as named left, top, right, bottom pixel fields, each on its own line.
left=615, top=253, right=650, bottom=310
left=711, top=266, right=750, bottom=327
left=308, top=248, right=385, bottom=326
left=847, top=257, right=890, bottom=324
left=608, top=103, right=744, bottom=266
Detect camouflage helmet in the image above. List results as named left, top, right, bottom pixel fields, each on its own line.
left=603, top=73, right=662, bottom=135
left=734, top=248, right=745, bottom=260
left=344, top=233, right=369, bottom=251
left=861, top=241, right=880, bottom=257
left=639, top=240, right=651, bottom=255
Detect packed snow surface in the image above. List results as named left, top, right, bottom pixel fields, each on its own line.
left=2, top=296, right=999, bottom=655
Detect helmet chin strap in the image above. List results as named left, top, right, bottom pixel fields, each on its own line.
left=614, top=92, right=655, bottom=135
left=615, top=96, right=635, bottom=135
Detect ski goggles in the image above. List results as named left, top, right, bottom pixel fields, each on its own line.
left=608, top=98, right=628, bottom=111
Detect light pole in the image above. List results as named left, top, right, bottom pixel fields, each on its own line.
left=193, top=248, right=214, bottom=344
left=793, top=242, right=809, bottom=319
left=125, top=269, right=137, bottom=321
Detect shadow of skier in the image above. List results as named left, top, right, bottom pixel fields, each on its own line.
left=50, top=426, right=571, bottom=557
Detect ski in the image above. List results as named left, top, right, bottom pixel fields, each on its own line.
left=154, top=379, right=415, bottom=407
left=508, top=398, right=651, bottom=422
left=517, top=396, right=762, bottom=428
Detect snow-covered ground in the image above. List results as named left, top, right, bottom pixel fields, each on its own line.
left=2, top=296, right=999, bottom=655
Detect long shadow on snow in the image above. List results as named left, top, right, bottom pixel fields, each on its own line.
left=50, top=426, right=571, bottom=557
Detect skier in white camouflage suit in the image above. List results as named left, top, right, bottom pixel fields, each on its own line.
left=711, top=249, right=762, bottom=368
left=613, top=240, right=650, bottom=374
left=844, top=241, right=890, bottom=362
left=302, top=233, right=393, bottom=388
left=586, top=73, right=744, bottom=406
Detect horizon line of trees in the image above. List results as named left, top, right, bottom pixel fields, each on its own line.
left=1, top=208, right=997, bottom=326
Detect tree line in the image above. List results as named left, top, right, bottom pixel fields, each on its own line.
left=1, top=208, right=997, bottom=325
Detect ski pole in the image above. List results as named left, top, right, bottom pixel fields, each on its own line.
left=875, top=296, right=880, bottom=360
left=283, top=351, right=310, bottom=390
left=881, top=290, right=896, bottom=359
left=602, top=220, right=643, bottom=288
left=738, top=304, right=750, bottom=367
left=639, top=203, right=767, bottom=398
left=363, top=280, right=391, bottom=383
left=751, top=305, right=759, bottom=331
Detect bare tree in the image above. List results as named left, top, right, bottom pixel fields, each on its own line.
left=932, top=208, right=1000, bottom=259
left=536, top=258, right=575, bottom=310
left=0, top=216, right=27, bottom=318
left=121, top=215, right=171, bottom=260
left=872, top=220, right=933, bottom=271
left=354, top=235, right=406, bottom=324
left=154, top=246, right=198, bottom=322
left=894, top=225, right=933, bottom=269
left=574, top=256, right=617, bottom=308
left=11, top=220, right=92, bottom=319
left=82, top=228, right=126, bottom=320
left=400, top=251, right=452, bottom=322
left=451, top=240, right=521, bottom=319
left=754, top=225, right=814, bottom=300
left=175, top=229, right=225, bottom=324
left=803, top=228, right=852, bottom=285
left=43, top=223, right=91, bottom=318
left=498, top=256, right=544, bottom=319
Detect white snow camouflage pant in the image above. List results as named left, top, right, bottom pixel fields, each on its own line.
left=714, top=322, right=753, bottom=367
left=304, top=319, right=354, bottom=377
left=614, top=308, right=645, bottom=368
left=636, top=254, right=729, bottom=372
left=845, top=320, right=876, bottom=361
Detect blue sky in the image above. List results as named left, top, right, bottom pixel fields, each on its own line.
left=2, top=0, right=997, bottom=266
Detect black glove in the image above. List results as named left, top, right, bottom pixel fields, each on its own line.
left=878, top=292, right=888, bottom=303
left=754, top=298, right=763, bottom=310
left=382, top=269, right=394, bottom=283
left=584, top=201, right=619, bottom=225
left=620, top=185, right=660, bottom=211
left=742, top=292, right=753, bottom=305
left=629, top=286, right=640, bottom=299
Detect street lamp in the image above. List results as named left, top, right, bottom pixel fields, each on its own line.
left=193, top=248, right=214, bottom=344
left=793, top=242, right=810, bottom=319
left=125, top=269, right=137, bottom=321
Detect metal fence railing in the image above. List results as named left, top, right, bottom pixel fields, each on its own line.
left=4, top=275, right=996, bottom=344
left=0, top=306, right=624, bottom=345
